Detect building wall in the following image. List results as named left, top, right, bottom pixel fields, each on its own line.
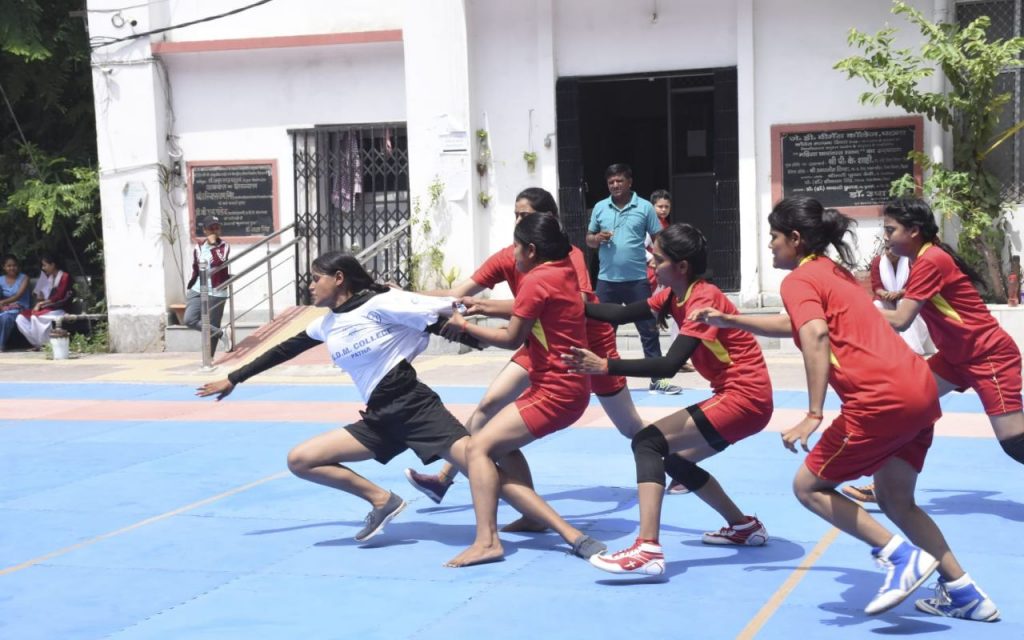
left=93, top=0, right=1024, bottom=350
left=88, top=0, right=406, bottom=350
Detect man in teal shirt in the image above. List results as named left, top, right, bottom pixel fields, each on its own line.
left=586, top=164, right=681, bottom=395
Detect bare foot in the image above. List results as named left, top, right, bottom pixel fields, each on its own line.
left=500, top=516, right=549, bottom=533
left=444, top=542, right=505, bottom=568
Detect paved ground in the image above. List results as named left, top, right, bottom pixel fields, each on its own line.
left=1, top=345, right=1021, bottom=639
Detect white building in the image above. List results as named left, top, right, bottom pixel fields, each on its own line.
left=86, top=0, right=1018, bottom=352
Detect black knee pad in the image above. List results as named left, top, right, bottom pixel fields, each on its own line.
left=664, top=455, right=710, bottom=492
left=1000, top=433, right=1024, bottom=464
left=632, top=425, right=669, bottom=486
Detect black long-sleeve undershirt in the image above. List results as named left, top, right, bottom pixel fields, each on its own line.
left=584, top=300, right=652, bottom=325
left=226, top=317, right=481, bottom=386
left=606, top=333, right=701, bottom=379
left=228, top=331, right=320, bottom=385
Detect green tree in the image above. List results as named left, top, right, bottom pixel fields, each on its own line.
left=0, top=0, right=102, bottom=305
left=835, top=0, right=1024, bottom=301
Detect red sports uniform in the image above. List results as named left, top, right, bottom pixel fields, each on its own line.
left=512, top=257, right=591, bottom=437
left=472, top=245, right=626, bottom=395
left=904, top=244, right=1023, bottom=416
left=781, top=256, right=941, bottom=482
left=648, top=280, right=773, bottom=443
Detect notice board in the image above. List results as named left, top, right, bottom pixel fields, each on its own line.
left=188, top=160, right=278, bottom=240
left=771, top=117, right=923, bottom=217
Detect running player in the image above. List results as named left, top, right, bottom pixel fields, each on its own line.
left=564, top=223, right=773, bottom=575
left=196, top=251, right=605, bottom=561
left=691, top=197, right=999, bottom=620
left=404, top=188, right=646, bottom=530
left=441, top=212, right=601, bottom=567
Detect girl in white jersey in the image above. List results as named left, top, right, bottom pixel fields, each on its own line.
left=196, top=252, right=606, bottom=559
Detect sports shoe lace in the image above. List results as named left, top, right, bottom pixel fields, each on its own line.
left=926, top=582, right=951, bottom=606
left=873, top=556, right=895, bottom=592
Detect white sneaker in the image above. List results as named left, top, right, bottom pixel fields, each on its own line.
left=864, top=537, right=938, bottom=615
left=915, top=580, right=1000, bottom=622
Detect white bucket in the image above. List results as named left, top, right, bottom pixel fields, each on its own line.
left=51, top=335, right=70, bottom=360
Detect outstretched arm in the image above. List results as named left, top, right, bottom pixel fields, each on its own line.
left=689, top=307, right=792, bottom=338
left=441, top=303, right=532, bottom=350
left=584, top=300, right=654, bottom=325
left=196, top=331, right=320, bottom=400
left=563, top=334, right=699, bottom=379
left=879, top=298, right=926, bottom=332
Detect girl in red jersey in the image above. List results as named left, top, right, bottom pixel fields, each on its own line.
left=442, top=212, right=602, bottom=567
left=884, top=198, right=1024, bottom=458
left=404, top=188, right=645, bottom=531
left=691, top=197, right=998, bottom=621
left=563, top=223, right=773, bottom=575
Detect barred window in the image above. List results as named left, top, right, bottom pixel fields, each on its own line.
left=956, top=0, right=1023, bottom=202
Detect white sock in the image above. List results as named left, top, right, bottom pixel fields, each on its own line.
left=879, top=534, right=905, bottom=558
left=943, top=572, right=971, bottom=590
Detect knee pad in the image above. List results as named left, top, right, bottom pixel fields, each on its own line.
left=999, top=433, right=1024, bottom=465
left=663, top=455, right=710, bottom=492
left=632, top=425, right=669, bottom=486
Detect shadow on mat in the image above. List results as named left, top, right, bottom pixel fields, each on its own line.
left=918, top=489, right=1024, bottom=523
left=746, top=564, right=952, bottom=634
left=417, top=485, right=638, bottom=520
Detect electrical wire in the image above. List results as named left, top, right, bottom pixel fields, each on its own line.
left=90, top=0, right=276, bottom=50
left=86, top=0, right=168, bottom=13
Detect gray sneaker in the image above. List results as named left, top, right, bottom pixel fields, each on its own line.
left=571, top=534, right=607, bottom=559
left=354, top=492, right=407, bottom=542
left=649, top=379, right=683, bottom=395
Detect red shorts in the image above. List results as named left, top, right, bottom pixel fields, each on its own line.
left=928, top=341, right=1023, bottom=416
left=511, top=344, right=531, bottom=371
left=694, top=391, right=773, bottom=446
left=510, top=328, right=625, bottom=397
left=805, top=414, right=935, bottom=483
left=516, top=385, right=590, bottom=438
left=586, top=319, right=627, bottom=396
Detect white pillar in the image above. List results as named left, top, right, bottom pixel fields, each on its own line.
left=736, top=0, right=761, bottom=306
left=402, top=0, right=478, bottom=286
left=89, top=0, right=177, bottom=351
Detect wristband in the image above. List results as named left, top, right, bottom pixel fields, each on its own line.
left=806, top=411, right=823, bottom=420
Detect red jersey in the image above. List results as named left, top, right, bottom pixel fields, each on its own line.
left=472, top=245, right=594, bottom=298
left=648, top=280, right=771, bottom=398
left=904, top=244, right=1008, bottom=364
left=512, top=257, right=590, bottom=394
left=781, top=256, right=937, bottom=423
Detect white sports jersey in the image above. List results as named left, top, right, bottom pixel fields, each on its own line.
left=305, top=290, right=454, bottom=402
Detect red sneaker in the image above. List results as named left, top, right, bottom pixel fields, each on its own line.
left=403, top=468, right=452, bottom=504
left=702, top=516, right=768, bottom=546
left=589, top=538, right=665, bottom=575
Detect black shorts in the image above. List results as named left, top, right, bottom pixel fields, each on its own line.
left=345, top=380, right=468, bottom=465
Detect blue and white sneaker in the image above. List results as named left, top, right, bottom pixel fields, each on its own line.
left=915, top=580, right=1000, bottom=622
left=864, top=537, right=938, bottom=615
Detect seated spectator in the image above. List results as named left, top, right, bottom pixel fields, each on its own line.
left=0, top=255, right=31, bottom=351
left=16, top=254, right=73, bottom=349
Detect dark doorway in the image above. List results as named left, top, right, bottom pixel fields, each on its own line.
left=556, top=68, right=740, bottom=291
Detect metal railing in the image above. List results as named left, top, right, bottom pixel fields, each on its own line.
left=193, top=219, right=408, bottom=370
left=196, top=223, right=299, bottom=369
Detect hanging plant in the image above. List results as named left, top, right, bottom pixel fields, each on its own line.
left=523, top=151, right=538, bottom=173
left=478, top=192, right=492, bottom=207
left=476, top=129, right=491, bottom=176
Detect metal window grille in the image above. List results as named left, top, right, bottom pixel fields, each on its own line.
left=290, top=124, right=412, bottom=302
left=956, top=0, right=1023, bottom=202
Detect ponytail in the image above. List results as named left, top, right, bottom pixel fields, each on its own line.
left=768, top=197, right=857, bottom=269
